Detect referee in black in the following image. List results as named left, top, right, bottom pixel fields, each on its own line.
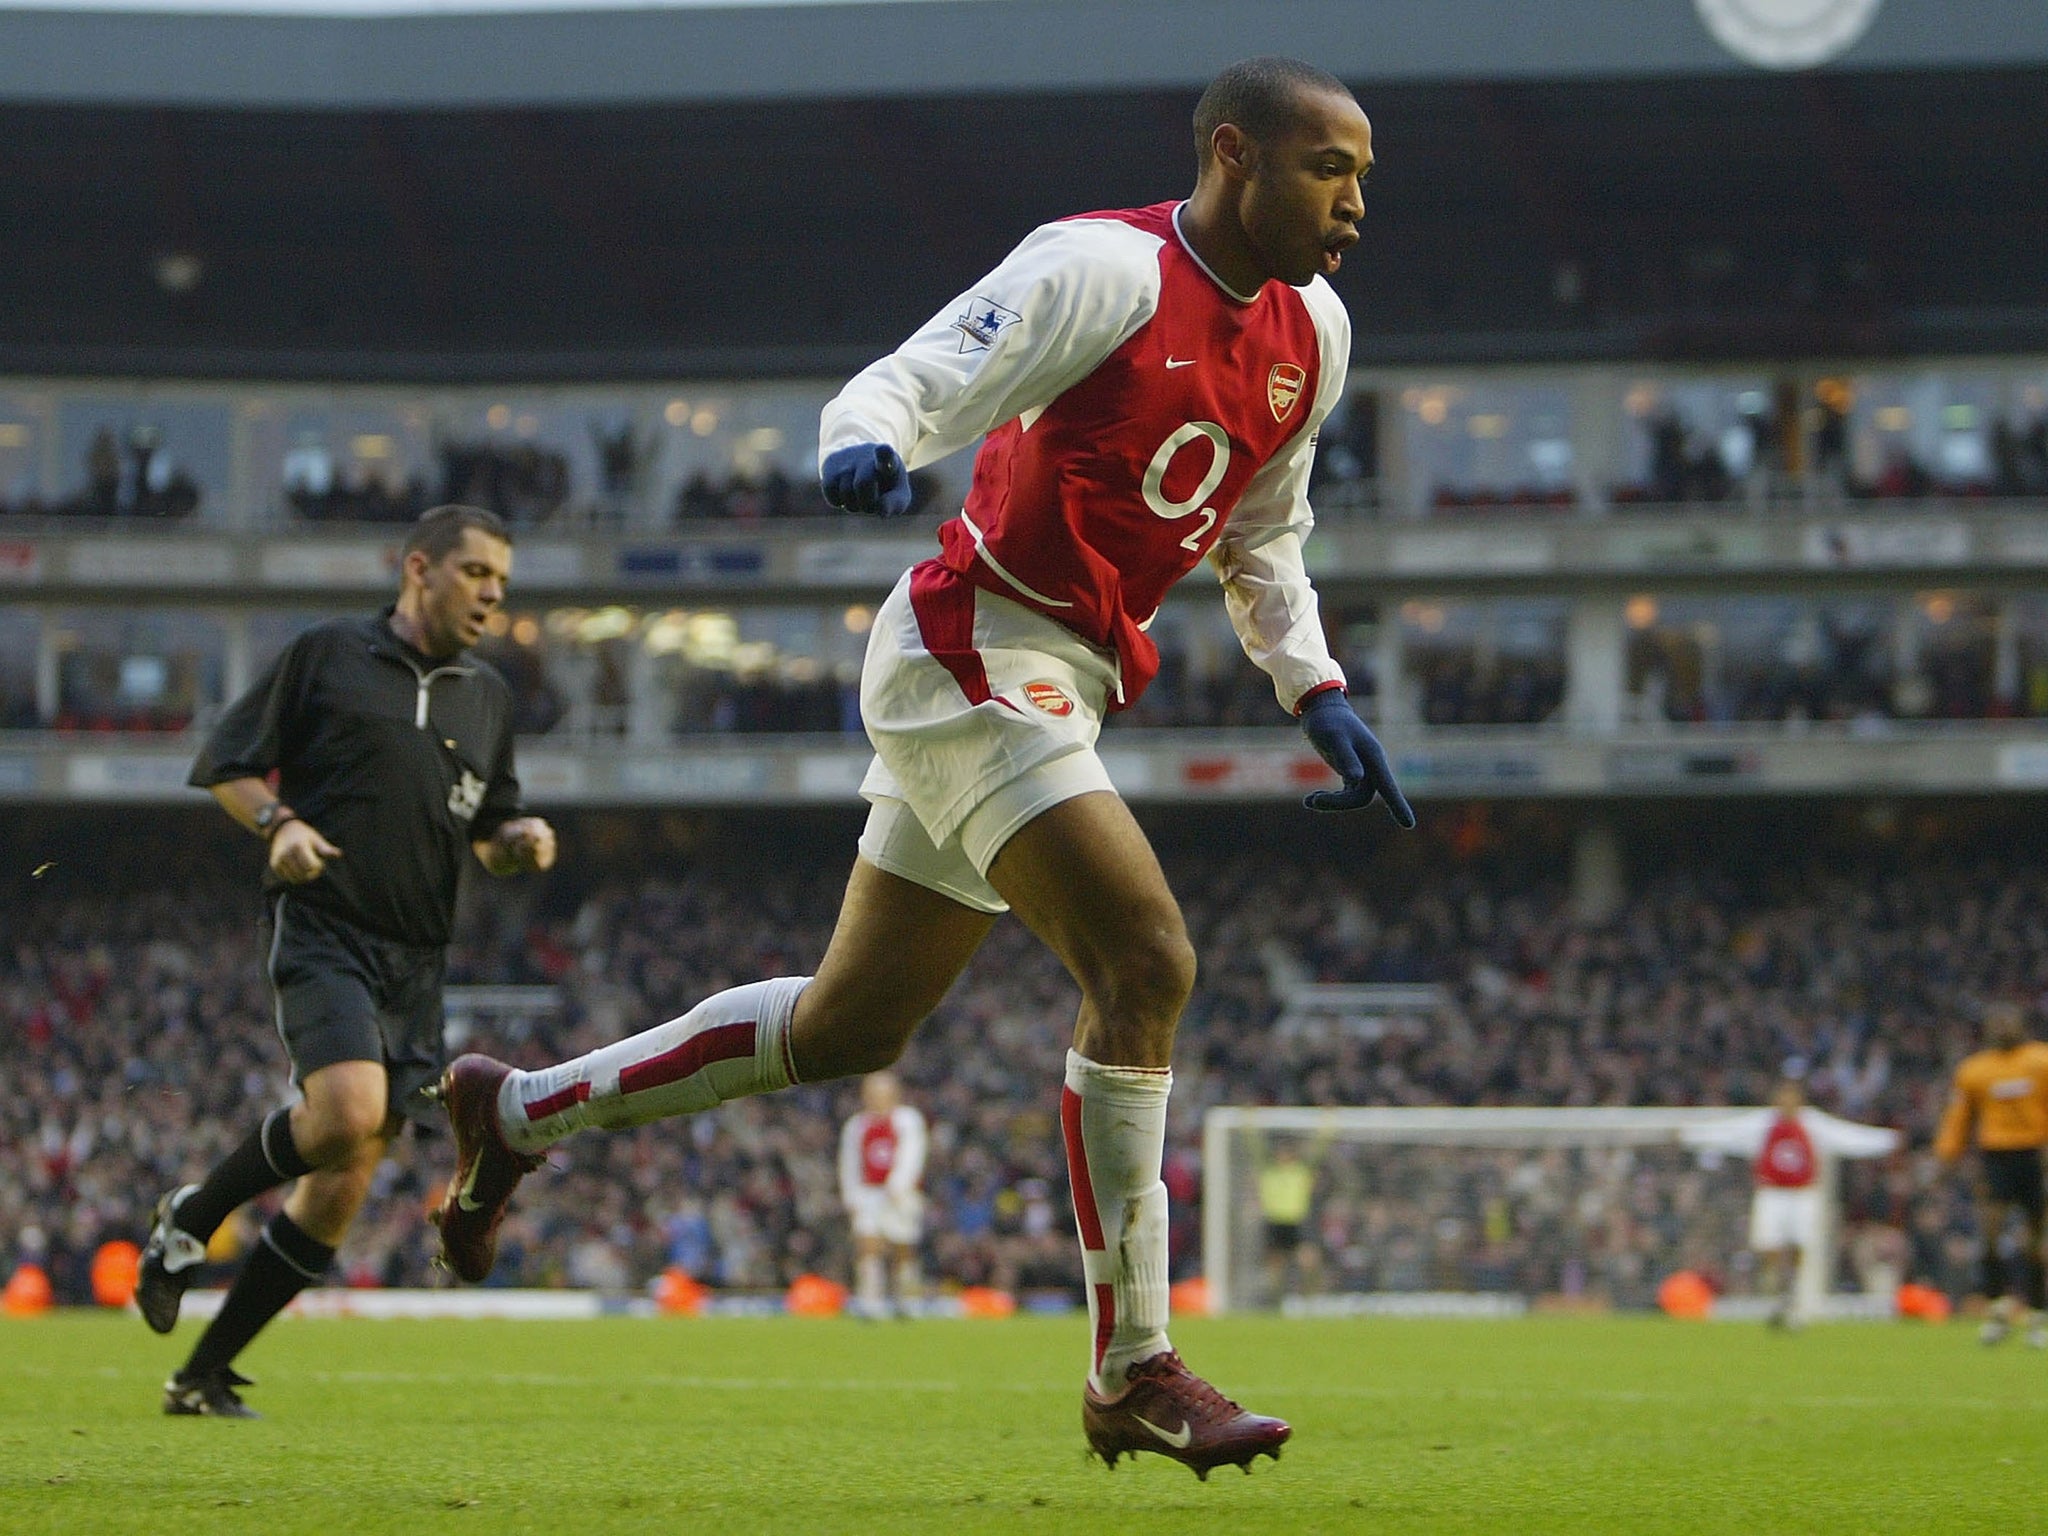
left=137, top=504, right=558, bottom=1417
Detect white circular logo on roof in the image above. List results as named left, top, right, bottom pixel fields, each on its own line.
left=1695, top=0, right=1883, bottom=69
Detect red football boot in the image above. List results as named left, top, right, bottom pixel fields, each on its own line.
left=432, top=1054, right=543, bottom=1283
left=1082, top=1351, right=1291, bottom=1479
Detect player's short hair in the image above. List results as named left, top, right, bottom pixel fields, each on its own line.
left=403, top=504, right=511, bottom=564
left=1984, top=1000, right=2026, bottom=1033
left=1193, top=56, right=1354, bottom=170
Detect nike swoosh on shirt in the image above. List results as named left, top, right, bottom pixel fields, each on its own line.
left=1164, top=357, right=1196, bottom=369
left=1133, top=1413, right=1193, bottom=1449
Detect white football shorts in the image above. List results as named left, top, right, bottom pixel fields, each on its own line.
left=856, top=567, right=1118, bottom=915
left=846, top=1186, right=925, bottom=1247
left=1748, top=1186, right=1822, bottom=1252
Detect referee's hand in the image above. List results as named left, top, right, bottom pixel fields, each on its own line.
left=481, top=816, right=557, bottom=876
left=269, top=819, right=341, bottom=884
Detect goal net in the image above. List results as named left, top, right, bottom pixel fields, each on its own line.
left=1201, top=1106, right=1888, bottom=1319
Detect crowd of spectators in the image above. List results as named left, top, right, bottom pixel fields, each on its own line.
left=1627, top=608, right=2047, bottom=727
left=0, top=426, right=204, bottom=522
left=3, top=803, right=2039, bottom=1315
left=672, top=464, right=949, bottom=523
left=9, top=387, right=2047, bottom=529
left=1407, top=651, right=1565, bottom=728
left=285, top=438, right=570, bottom=526
left=1611, top=399, right=2048, bottom=511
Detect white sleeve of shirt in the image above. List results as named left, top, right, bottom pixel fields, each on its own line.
left=838, top=1114, right=863, bottom=1206
left=1802, top=1109, right=1902, bottom=1158
left=1677, top=1110, right=1773, bottom=1156
left=1206, top=275, right=1350, bottom=714
left=887, top=1106, right=928, bottom=1196
left=819, top=217, right=1164, bottom=471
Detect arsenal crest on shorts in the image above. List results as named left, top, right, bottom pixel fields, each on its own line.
left=1268, top=363, right=1307, bottom=423
left=1022, top=681, right=1075, bottom=717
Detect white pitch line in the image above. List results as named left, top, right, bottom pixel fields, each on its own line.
left=25, top=1364, right=2034, bottom=1414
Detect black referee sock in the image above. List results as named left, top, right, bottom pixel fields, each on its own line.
left=178, top=1213, right=334, bottom=1383
left=174, top=1108, right=317, bottom=1243
left=1979, top=1250, right=2008, bottom=1301
left=2022, top=1255, right=2047, bottom=1313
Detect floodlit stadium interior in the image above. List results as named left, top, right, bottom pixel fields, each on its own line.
left=6, top=8, right=2048, bottom=1498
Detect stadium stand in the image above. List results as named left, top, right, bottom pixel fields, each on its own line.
left=2, top=802, right=2030, bottom=1309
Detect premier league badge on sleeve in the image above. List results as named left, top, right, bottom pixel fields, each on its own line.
left=952, top=295, right=1022, bottom=354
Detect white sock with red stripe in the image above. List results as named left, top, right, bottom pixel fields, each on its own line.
left=1061, top=1049, right=1173, bottom=1397
left=856, top=1253, right=887, bottom=1317
left=496, top=977, right=809, bottom=1153
left=892, top=1254, right=923, bottom=1311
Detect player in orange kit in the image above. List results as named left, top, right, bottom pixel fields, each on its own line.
left=1935, top=1003, right=2048, bottom=1347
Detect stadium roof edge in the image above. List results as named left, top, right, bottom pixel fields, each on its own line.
left=1, top=0, right=2045, bottom=109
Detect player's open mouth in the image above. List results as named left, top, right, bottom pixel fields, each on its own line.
left=1321, top=231, right=1357, bottom=273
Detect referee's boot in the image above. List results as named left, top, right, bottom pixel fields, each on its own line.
left=163, top=1367, right=260, bottom=1419
left=136, top=1184, right=207, bottom=1334
left=432, top=1054, right=542, bottom=1283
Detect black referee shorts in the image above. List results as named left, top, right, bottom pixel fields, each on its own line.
left=1981, top=1147, right=2047, bottom=1219
left=263, top=894, right=448, bottom=1130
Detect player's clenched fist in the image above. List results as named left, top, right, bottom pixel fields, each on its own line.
left=821, top=443, right=914, bottom=518
left=268, top=818, right=342, bottom=883
left=482, top=816, right=557, bottom=875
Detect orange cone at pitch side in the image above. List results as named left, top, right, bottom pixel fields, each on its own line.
left=1656, top=1269, right=1713, bottom=1319
left=653, top=1267, right=707, bottom=1316
left=3, top=1263, right=54, bottom=1316
left=1895, top=1282, right=1952, bottom=1322
left=91, top=1240, right=142, bottom=1308
left=785, top=1273, right=848, bottom=1318
left=957, top=1285, right=1017, bottom=1319
left=1169, top=1276, right=1212, bottom=1317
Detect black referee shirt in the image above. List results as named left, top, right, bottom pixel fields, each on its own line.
left=190, top=610, right=523, bottom=948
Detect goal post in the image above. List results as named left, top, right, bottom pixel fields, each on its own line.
left=1201, top=1106, right=1890, bottom=1318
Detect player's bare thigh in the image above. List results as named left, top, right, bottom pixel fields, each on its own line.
left=985, top=790, right=1193, bottom=1069
left=789, top=857, right=997, bottom=1082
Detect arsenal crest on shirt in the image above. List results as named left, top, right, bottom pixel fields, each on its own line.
left=1268, top=363, right=1307, bottom=423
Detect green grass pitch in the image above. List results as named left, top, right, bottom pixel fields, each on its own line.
left=1, top=1311, right=2040, bottom=1534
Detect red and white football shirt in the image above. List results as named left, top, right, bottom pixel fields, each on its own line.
left=838, top=1104, right=929, bottom=1201
left=821, top=200, right=1349, bottom=712
left=1755, top=1114, right=1818, bottom=1189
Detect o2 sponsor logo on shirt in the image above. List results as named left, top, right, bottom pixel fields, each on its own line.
left=1023, top=681, right=1075, bottom=717
left=448, top=769, right=486, bottom=823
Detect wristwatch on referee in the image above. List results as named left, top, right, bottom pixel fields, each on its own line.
left=254, top=802, right=298, bottom=840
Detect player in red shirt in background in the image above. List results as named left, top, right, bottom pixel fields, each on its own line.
left=1749, top=1080, right=1822, bottom=1328
left=433, top=56, right=1411, bottom=1479
left=838, top=1073, right=929, bottom=1319
left=1682, top=1076, right=1898, bottom=1328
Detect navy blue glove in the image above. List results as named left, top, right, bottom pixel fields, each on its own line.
left=1298, top=688, right=1416, bottom=825
left=821, top=443, right=914, bottom=518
